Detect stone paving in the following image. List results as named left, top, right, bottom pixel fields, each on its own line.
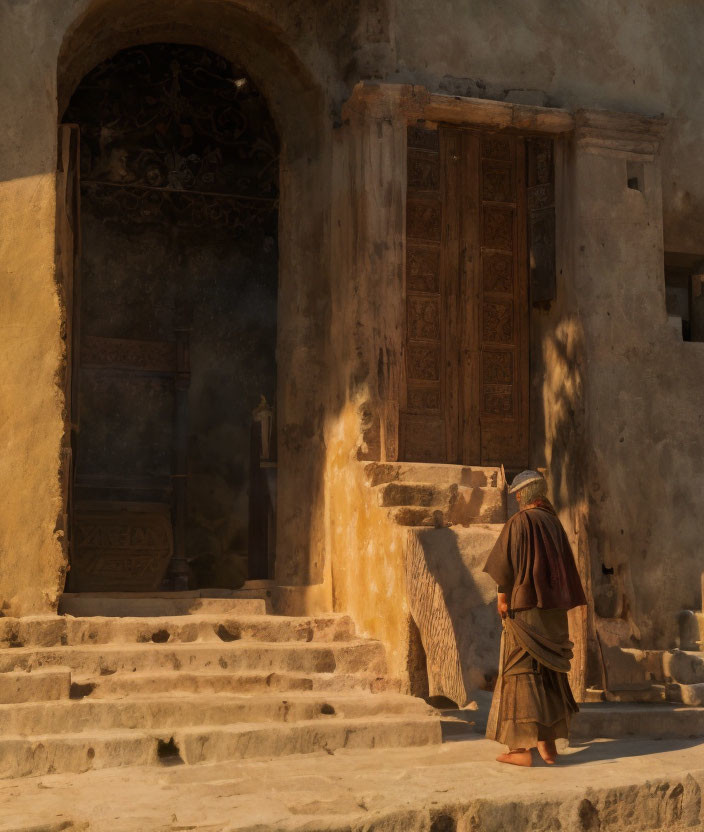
left=1, top=732, right=703, bottom=832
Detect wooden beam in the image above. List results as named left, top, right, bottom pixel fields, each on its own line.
left=343, top=82, right=575, bottom=135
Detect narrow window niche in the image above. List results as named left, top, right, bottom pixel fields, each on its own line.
left=664, top=252, right=704, bottom=342
left=627, top=160, right=644, bottom=193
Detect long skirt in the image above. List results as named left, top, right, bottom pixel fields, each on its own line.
left=486, top=607, right=579, bottom=749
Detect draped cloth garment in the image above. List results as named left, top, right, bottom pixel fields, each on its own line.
left=484, top=500, right=586, bottom=748
left=483, top=500, right=587, bottom=613
left=486, top=607, right=579, bottom=747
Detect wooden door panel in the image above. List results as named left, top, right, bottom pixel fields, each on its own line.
left=401, top=126, right=448, bottom=462
left=401, top=125, right=532, bottom=468
left=476, top=133, right=529, bottom=467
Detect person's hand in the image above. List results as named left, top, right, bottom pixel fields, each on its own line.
left=497, top=592, right=509, bottom=619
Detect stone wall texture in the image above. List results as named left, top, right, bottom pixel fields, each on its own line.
left=1, top=0, right=702, bottom=690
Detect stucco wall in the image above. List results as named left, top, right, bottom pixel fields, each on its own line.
left=389, top=0, right=704, bottom=255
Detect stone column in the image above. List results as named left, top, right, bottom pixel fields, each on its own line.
left=333, top=92, right=408, bottom=461
left=571, top=109, right=668, bottom=662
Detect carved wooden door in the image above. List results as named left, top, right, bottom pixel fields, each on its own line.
left=401, top=125, right=530, bottom=467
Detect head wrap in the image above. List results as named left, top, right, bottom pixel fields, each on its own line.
left=508, top=469, right=545, bottom=495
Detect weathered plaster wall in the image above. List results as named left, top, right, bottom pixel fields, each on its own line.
left=570, top=123, right=704, bottom=651
left=389, top=0, right=704, bottom=254
left=324, top=402, right=415, bottom=684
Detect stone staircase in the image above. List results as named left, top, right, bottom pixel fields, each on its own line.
left=593, top=574, right=704, bottom=708
left=361, top=462, right=508, bottom=708
left=0, top=595, right=441, bottom=779
left=365, top=461, right=507, bottom=527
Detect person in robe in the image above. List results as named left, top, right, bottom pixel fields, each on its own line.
left=483, top=470, right=587, bottom=767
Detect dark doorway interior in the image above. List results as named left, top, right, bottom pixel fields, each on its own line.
left=62, top=43, right=279, bottom=592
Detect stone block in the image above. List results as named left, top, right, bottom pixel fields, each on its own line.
left=0, top=669, right=71, bottom=705
left=59, top=596, right=266, bottom=617
left=666, top=682, right=704, bottom=706
left=363, top=462, right=499, bottom=488
left=405, top=524, right=502, bottom=706
left=662, top=650, right=704, bottom=685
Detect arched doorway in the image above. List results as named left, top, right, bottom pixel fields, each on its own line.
left=60, top=43, right=279, bottom=592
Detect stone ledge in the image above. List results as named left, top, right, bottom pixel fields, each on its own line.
left=574, top=108, right=668, bottom=160
left=1, top=735, right=703, bottom=831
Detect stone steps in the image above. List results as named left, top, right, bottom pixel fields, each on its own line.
left=0, top=691, right=431, bottom=735
left=71, top=669, right=401, bottom=698
left=0, top=713, right=441, bottom=779
left=58, top=594, right=266, bottom=617
left=0, top=601, right=441, bottom=778
left=366, top=462, right=506, bottom=528
left=363, top=461, right=500, bottom=488
left=0, top=640, right=388, bottom=676
left=573, top=703, right=704, bottom=741
left=0, top=669, right=71, bottom=704
left=378, top=482, right=506, bottom=527
left=0, top=613, right=356, bottom=648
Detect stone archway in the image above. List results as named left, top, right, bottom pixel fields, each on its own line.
left=61, top=43, right=280, bottom=592
left=56, top=0, right=332, bottom=594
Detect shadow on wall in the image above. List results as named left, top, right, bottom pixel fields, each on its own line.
left=532, top=305, right=597, bottom=689
left=406, top=526, right=501, bottom=707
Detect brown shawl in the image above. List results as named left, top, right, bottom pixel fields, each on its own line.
left=483, top=499, right=587, bottom=612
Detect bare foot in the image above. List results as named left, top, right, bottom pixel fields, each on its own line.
left=537, top=740, right=557, bottom=764
left=496, top=748, right=532, bottom=767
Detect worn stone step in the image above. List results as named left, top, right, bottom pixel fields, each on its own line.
left=377, top=482, right=505, bottom=523
left=0, top=669, right=71, bottom=704
left=71, top=669, right=401, bottom=699
left=0, top=614, right=356, bottom=649
left=58, top=595, right=266, bottom=618
left=666, top=682, right=704, bottom=706
left=0, top=640, right=387, bottom=677
left=662, top=650, right=704, bottom=685
left=0, top=714, right=441, bottom=778
left=363, top=462, right=500, bottom=488
left=0, top=692, right=432, bottom=735
left=572, top=702, right=704, bottom=741
left=377, top=481, right=450, bottom=508
left=387, top=488, right=505, bottom=527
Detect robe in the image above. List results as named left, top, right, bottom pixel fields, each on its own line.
left=483, top=499, right=587, bottom=748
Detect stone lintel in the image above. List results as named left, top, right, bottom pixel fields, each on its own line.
left=574, top=108, right=668, bottom=160
left=343, top=81, right=574, bottom=134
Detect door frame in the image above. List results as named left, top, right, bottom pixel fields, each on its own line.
left=342, top=83, right=573, bottom=466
